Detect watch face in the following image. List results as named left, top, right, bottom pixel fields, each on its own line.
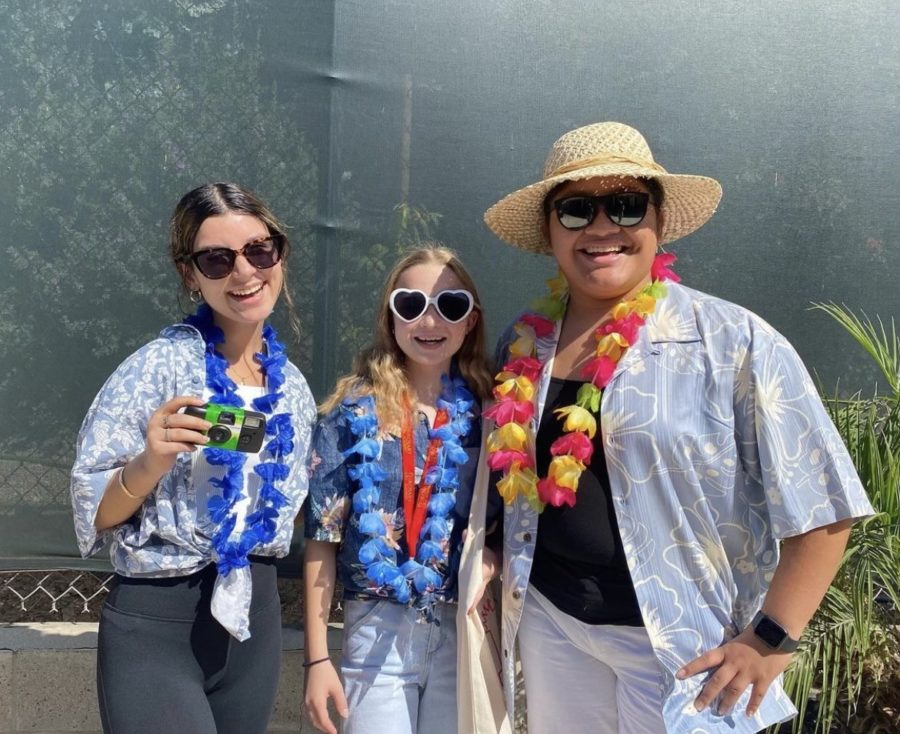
left=754, top=615, right=787, bottom=648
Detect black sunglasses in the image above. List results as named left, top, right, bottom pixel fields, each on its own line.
left=389, top=288, right=475, bottom=324
left=186, top=234, right=286, bottom=280
left=551, top=192, right=651, bottom=230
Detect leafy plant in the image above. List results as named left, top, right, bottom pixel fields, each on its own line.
left=777, top=304, right=900, bottom=733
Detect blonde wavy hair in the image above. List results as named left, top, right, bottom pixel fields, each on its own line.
left=320, top=244, right=493, bottom=432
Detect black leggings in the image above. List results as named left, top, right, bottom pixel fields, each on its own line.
left=97, top=558, right=282, bottom=734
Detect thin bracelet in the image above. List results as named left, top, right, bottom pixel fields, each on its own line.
left=302, top=655, right=331, bottom=668
left=116, top=468, right=146, bottom=500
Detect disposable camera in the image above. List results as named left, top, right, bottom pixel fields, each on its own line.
left=183, top=404, right=267, bottom=453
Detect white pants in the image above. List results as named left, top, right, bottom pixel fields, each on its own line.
left=518, top=588, right=667, bottom=734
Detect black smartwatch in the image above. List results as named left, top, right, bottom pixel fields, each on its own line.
left=751, top=611, right=800, bottom=652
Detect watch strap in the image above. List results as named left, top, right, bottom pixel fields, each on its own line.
left=751, top=610, right=800, bottom=652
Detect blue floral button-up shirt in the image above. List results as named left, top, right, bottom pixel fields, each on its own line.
left=70, top=322, right=316, bottom=576
left=493, top=283, right=873, bottom=734
left=304, top=396, right=484, bottom=602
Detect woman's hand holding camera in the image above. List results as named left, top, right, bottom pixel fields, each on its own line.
left=96, top=396, right=212, bottom=530
left=141, top=396, right=212, bottom=477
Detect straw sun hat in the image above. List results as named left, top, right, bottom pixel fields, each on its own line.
left=483, top=121, right=723, bottom=254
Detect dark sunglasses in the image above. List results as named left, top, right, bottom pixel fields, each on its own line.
left=186, top=234, right=286, bottom=280
left=389, top=288, right=475, bottom=324
left=551, top=192, right=651, bottom=230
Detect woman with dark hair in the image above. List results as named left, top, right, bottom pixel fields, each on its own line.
left=70, top=182, right=316, bottom=734
left=460, top=122, right=874, bottom=733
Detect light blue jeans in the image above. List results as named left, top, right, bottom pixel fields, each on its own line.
left=340, top=598, right=457, bottom=734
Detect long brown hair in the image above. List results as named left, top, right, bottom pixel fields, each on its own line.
left=320, top=244, right=493, bottom=431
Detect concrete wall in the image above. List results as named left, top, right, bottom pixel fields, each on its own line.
left=0, top=623, right=342, bottom=734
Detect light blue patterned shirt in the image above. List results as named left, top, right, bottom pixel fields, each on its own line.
left=494, top=283, right=873, bottom=733
left=70, top=322, right=316, bottom=577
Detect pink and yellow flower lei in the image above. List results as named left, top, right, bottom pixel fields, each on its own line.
left=484, top=253, right=679, bottom=511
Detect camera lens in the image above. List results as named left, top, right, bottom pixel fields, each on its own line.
left=208, top=425, right=231, bottom=444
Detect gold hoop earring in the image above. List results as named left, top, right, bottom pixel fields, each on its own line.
left=189, top=290, right=203, bottom=304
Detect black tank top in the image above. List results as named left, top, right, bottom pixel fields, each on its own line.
left=529, top=377, right=643, bottom=626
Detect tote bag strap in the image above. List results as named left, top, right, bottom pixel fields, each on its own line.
left=456, top=412, right=512, bottom=734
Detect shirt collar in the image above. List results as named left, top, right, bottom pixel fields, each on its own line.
left=644, top=282, right=701, bottom=344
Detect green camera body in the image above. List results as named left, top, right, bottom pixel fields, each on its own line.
left=184, top=403, right=267, bottom=453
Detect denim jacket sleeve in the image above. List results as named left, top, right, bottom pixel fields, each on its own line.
left=483, top=320, right=521, bottom=543
left=304, top=405, right=353, bottom=543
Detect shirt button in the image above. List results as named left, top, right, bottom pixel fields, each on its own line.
left=503, top=648, right=509, bottom=658
left=512, top=590, right=521, bottom=600
left=192, top=376, right=201, bottom=384
left=523, top=532, right=532, bottom=542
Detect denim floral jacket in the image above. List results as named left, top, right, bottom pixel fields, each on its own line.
left=70, top=322, right=316, bottom=576
left=492, top=282, right=873, bottom=734
left=304, top=395, right=485, bottom=603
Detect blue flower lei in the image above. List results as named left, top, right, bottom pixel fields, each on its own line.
left=184, top=304, right=295, bottom=577
left=343, top=376, right=475, bottom=614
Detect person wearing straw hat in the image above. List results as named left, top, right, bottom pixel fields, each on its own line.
left=467, top=121, right=873, bottom=733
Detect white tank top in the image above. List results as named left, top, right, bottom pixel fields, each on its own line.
left=192, top=384, right=267, bottom=535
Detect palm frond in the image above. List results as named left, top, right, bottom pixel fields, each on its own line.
left=811, top=302, right=900, bottom=396
left=773, top=304, right=900, bottom=733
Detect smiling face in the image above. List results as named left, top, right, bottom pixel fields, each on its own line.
left=391, top=262, right=478, bottom=375
left=184, top=212, right=283, bottom=333
left=546, top=176, right=660, bottom=311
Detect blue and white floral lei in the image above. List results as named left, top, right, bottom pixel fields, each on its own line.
left=343, top=376, right=475, bottom=614
left=184, top=304, right=295, bottom=577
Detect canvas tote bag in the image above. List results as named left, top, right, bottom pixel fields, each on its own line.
left=456, top=427, right=513, bottom=734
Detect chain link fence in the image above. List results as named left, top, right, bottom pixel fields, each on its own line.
left=0, top=569, right=313, bottom=625
left=0, top=570, right=113, bottom=622
left=0, top=452, right=71, bottom=509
